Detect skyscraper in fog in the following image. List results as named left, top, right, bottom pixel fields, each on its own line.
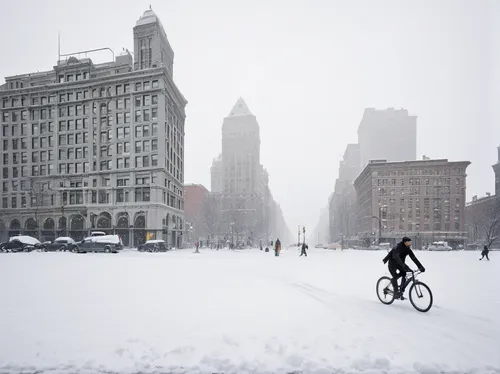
left=210, top=98, right=290, bottom=244
left=358, top=108, right=417, bottom=169
left=0, top=9, right=187, bottom=247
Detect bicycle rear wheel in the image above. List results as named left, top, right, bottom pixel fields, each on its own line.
left=409, top=281, right=433, bottom=312
left=376, top=276, right=395, bottom=305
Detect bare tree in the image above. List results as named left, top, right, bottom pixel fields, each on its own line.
left=28, top=178, right=49, bottom=239
left=202, top=193, right=221, bottom=245
left=480, top=198, right=500, bottom=248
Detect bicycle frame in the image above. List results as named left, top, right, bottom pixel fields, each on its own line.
left=400, top=270, right=423, bottom=293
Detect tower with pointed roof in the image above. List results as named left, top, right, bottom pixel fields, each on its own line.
left=221, top=97, right=261, bottom=194
left=133, top=8, right=174, bottom=75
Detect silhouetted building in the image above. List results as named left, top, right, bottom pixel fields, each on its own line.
left=358, top=108, right=417, bottom=170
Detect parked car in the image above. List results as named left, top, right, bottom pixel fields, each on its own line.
left=42, top=237, right=77, bottom=252
left=314, top=244, right=323, bottom=248
left=378, top=242, right=392, bottom=252
left=427, top=241, right=452, bottom=251
left=138, top=239, right=169, bottom=252
left=90, top=231, right=107, bottom=237
left=74, top=234, right=123, bottom=253
left=0, top=236, right=41, bottom=252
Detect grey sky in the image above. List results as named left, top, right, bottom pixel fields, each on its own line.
left=1, top=0, right=498, bottom=234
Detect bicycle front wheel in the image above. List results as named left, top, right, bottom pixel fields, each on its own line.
left=376, top=276, right=395, bottom=305
left=409, top=281, right=433, bottom=312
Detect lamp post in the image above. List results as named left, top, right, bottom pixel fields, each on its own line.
left=303, top=226, right=306, bottom=245
left=298, top=225, right=300, bottom=246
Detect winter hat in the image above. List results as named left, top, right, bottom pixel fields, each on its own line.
left=402, top=236, right=412, bottom=243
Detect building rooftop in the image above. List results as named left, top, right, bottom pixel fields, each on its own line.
left=228, top=97, right=252, bottom=117
left=136, top=9, right=161, bottom=27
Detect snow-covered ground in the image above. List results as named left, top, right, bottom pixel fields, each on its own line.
left=0, top=248, right=499, bottom=374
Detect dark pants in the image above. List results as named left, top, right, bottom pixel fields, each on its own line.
left=388, top=264, right=406, bottom=294
left=300, top=248, right=307, bottom=256
left=480, top=253, right=490, bottom=260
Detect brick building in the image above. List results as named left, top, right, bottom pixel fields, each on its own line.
left=183, top=184, right=209, bottom=245
left=354, top=158, right=470, bottom=248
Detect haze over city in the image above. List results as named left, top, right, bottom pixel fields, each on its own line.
left=1, top=0, right=498, bottom=233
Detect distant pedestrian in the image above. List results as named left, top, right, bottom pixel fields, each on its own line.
left=275, top=238, right=281, bottom=257
left=479, top=246, right=490, bottom=261
left=300, top=243, right=308, bottom=257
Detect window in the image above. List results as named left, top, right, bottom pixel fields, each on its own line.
left=152, top=139, right=158, bottom=151
left=124, top=84, right=130, bottom=93
left=152, top=95, right=158, bottom=105
left=135, top=187, right=150, bottom=202
left=152, top=123, right=158, bottom=135
left=135, top=96, right=141, bottom=107
left=135, top=156, right=142, bottom=168
left=152, top=107, right=157, bottom=120
left=135, top=141, right=142, bottom=153
left=135, top=82, right=141, bottom=91
left=143, top=109, right=150, bottom=121
left=59, top=135, right=66, bottom=146
left=135, top=110, right=142, bottom=122
left=124, top=112, right=131, bottom=123
left=135, top=126, right=142, bottom=138
left=143, top=155, right=149, bottom=167
left=143, top=124, right=150, bottom=137
left=152, top=80, right=159, bottom=89
left=151, top=154, right=158, bottom=166
left=143, top=95, right=151, bottom=106
left=144, top=81, right=150, bottom=90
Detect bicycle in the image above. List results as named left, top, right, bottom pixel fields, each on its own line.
left=376, top=270, right=433, bottom=312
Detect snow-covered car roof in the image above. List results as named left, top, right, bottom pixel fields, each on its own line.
left=83, top=234, right=122, bottom=244
left=9, top=236, right=41, bottom=245
left=145, top=240, right=165, bottom=244
left=54, top=237, right=76, bottom=243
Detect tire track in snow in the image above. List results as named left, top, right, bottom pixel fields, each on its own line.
left=269, top=274, right=500, bottom=368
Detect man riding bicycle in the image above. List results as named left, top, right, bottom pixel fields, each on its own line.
left=383, top=237, right=425, bottom=299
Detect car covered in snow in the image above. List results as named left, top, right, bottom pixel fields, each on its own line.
left=378, top=242, right=392, bottom=252
left=427, top=241, right=452, bottom=251
left=74, top=234, right=123, bottom=253
left=138, top=239, right=169, bottom=252
left=42, top=237, right=77, bottom=252
left=0, top=235, right=41, bottom=252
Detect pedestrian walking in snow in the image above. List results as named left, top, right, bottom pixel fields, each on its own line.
left=479, top=245, right=490, bottom=261
left=275, top=238, right=281, bottom=256
left=299, top=243, right=308, bottom=257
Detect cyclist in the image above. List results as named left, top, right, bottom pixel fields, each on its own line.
left=383, top=237, right=425, bottom=299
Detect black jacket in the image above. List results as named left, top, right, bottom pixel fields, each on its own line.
left=383, top=242, right=424, bottom=272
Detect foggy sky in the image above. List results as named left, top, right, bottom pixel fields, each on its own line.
left=0, top=0, right=498, bottom=235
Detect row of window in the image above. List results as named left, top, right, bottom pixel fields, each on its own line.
left=2, top=91, right=160, bottom=113
left=377, top=186, right=464, bottom=197
left=379, top=222, right=462, bottom=232
left=375, top=168, right=467, bottom=177
left=99, top=154, right=158, bottom=171
left=1, top=187, right=183, bottom=209
left=377, top=177, right=463, bottom=187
